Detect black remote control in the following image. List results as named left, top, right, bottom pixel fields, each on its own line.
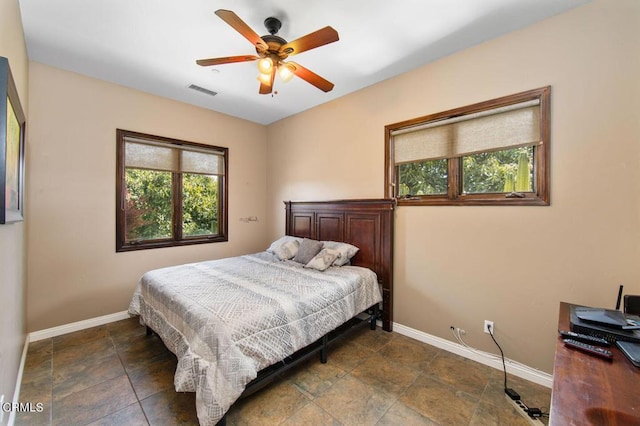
left=563, top=339, right=613, bottom=360
left=559, top=330, right=610, bottom=346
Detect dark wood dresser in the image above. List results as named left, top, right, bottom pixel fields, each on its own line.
left=550, top=302, right=640, bottom=425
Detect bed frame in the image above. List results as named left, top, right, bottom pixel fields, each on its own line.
left=285, top=198, right=395, bottom=332
left=213, top=199, right=395, bottom=425
left=146, top=199, right=395, bottom=425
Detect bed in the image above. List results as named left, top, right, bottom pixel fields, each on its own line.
left=128, top=199, right=394, bottom=425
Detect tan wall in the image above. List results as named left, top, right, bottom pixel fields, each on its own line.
left=26, top=63, right=268, bottom=332
left=19, top=0, right=640, bottom=376
left=0, top=0, right=28, bottom=406
left=267, top=0, right=640, bottom=373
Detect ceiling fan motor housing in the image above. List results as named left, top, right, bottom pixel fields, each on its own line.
left=259, top=18, right=292, bottom=58
left=259, top=35, right=289, bottom=58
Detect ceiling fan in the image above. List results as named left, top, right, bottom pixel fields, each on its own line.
left=196, top=9, right=339, bottom=95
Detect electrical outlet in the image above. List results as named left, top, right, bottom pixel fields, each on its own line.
left=484, top=320, right=494, bottom=334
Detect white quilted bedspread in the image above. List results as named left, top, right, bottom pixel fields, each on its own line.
left=128, top=251, right=381, bottom=425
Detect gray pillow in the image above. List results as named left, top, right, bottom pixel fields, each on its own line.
left=293, top=238, right=324, bottom=264
left=305, top=248, right=340, bottom=271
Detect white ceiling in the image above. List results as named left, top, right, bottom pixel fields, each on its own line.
left=19, top=0, right=589, bottom=125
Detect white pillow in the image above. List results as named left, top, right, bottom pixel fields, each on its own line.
left=272, top=239, right=300, bottom=260
left=266, top=236, right=302, bottom=253
left=305, top=248, right=340, bottom=271
left=322, top=241, right=359, bottom=266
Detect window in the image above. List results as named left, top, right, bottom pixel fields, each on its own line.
left=116, top=129, right=228, bottom=251
left=385, top=87, right=550, bottom=206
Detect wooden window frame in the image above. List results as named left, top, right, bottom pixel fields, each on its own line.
left=116, top=129, right=228, bottom=252
left=385, top=86, right=551, bottom=206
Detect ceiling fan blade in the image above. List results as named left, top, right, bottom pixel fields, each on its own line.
left=196, top=55, right=259, bottom=67
left=279, top=26, right=339, bottom=56
left=286, top=62, right=334, bottom=92
left=259, top=67, right=276, bottom=94
left=259, top=82, right=272, bottom=95
left=215, top=9, right=268, bottom=51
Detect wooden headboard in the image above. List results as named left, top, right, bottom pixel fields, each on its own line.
left=285, top=199, right=394, bottom=331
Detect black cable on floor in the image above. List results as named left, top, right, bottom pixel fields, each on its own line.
left=487, top=324, right=508, bottom=391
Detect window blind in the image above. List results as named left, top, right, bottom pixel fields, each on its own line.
left=392, top=100, right=541, bottom=164
left=124, top=137, right=225, bottom=176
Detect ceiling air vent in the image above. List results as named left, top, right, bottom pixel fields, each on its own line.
left=188, top=84, right=218, bottom=97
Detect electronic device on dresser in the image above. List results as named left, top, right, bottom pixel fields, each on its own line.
left=569, top=305, right=640, bottom=343
left=617, top=340, right=640, bottom=367
left=569, top=285, right=640, bottom=344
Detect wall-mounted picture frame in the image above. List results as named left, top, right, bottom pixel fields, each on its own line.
left=1, top=56, right=26, bottom=224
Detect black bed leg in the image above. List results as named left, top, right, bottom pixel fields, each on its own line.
left=370, top=305, right=379, bottom=330
left=320, top=335, right=328, bottom=363
left=146, top=326, right=152, bottom=336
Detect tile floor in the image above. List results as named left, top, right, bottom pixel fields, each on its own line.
left=16, top=317, right=551, bottom=425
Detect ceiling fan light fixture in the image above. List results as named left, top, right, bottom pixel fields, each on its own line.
left=257, top=71, right=272, bottom=85
left=257, top=57, right=273, bottom=74
left=279, top=63, right=295, bottom=83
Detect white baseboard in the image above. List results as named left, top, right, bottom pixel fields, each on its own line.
left=7, top=334, right=30, bottom=426
left=392, top=322, right=553, bottom=388
left=28, top=311, right=131, bottom=342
